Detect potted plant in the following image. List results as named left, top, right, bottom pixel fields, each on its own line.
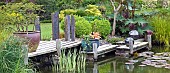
left=0, top=2, right=42, bottom=52
left=81, top=32, right=100, bottom=52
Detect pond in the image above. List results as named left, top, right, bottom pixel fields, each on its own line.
left=40, top=46, right=170, bottom=73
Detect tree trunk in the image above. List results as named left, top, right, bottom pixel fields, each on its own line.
left=112, top=12, right=118, bottom=36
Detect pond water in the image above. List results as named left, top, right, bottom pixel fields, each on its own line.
left=40, top=46, right=170, bottom=73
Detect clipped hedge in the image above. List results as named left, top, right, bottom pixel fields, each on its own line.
left=91, top=19, right=111, bottom=38
left=60, top=15, right=92, bottom=38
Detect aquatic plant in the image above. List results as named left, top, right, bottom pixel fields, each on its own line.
left=0, top=36, right=35, bottom=73
left=149, top=15, right=170, bottom=46
left=52, top=49, right=86, bottom=73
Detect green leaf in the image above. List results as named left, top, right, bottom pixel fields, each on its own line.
left=137, top=27, right=144, bottom=35
left=125, top=19, right=137, bottom=25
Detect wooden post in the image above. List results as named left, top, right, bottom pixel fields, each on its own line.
left=65, top=15, right=71, bottom=41
left=93, top=43, right=98, bottom=60
left=23, top=45, right=28, bottom=65
left=71, top=15, right=75, bottom=41
left=35, top=16, right=41, bottom=40
left=129, top=38, right=133, bottom=54
left=52, top=12, right=59, bottom=40
left=113, top=61, right=117, bottom=73
left=56, top=39, right=61, bottom=56
left=93, top=62, right=98, bottom=73
left=147, top=35, right=152, bottom=49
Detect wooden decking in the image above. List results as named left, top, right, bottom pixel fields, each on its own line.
left=115, top=41, right=149, bottom=55
left=28, top=40, right=81, bottom=57
left=84, top=44, right=118, bottom=60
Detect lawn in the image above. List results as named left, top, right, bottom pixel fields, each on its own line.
left=28, top=23, right=64, bottom=40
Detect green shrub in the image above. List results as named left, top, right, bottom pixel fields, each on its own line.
left=60, top=15, right=92, bottom=38
left=59, top=9, right=78, bottom=20
left=76, top=9, right=87, bottom=16
left=91, top=19, right=111, bottom=38
left=149, top=15, right=170, bottom=46
left=85, top=5, right=102, bottom=16
left=0, top=36, right=34, bottom=73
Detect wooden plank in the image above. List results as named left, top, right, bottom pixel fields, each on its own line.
left=56, top=39, right=61, bottom=56
left=28, top=40, right=81, bottom=57
left=65, top=15, right=71, bottom=41
left=129, top=38, right=133, bottom=54
left=93, top=43, right=98, bottom=60
left=52, top=12, right=59, bottom=40
left=97, top=45, right=118, bottom=52
left=147, top=35, right=152, bottom=49
left=71, top=15, right=75, bottom=41
left=116, top=42, right=148, bottom=49
left=35, top=16, right=41, bottom=40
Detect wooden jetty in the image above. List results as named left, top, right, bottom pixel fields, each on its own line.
left=116, top=42, right=149, bottom=55
left=84, top=44, right=118, bottom=60
left=115, top=35, right=152, bottom=56
left=28, top=40, right=81, bottom=57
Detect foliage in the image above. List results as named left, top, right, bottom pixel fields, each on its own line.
left=59, top=9, right=77, bottom=20
left=60, top=15, right=92, bottom=38
left=0, top=2, right=42, bottom=32
left=85, top=4, right=102, bottom=16
left=36, top=0, right=57, bottom=20
left=52, top=49, right=86, bottom=72
left=0, top=30, right=12, bottom=44
left=91, top=19, right=111, bottom=39
left=149, top=15, right=170, bottom=46
left=0, top=36, right=35, bottom=73
left=106, top=37, right=124, bottom=44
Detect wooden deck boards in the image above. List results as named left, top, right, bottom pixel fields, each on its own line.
left=116, top=42, right=148, bottom=49
left=28, top=40, right=81, bottom=57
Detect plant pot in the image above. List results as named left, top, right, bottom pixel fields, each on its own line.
left=81, top=39, right=100, bottom=52
left=13, top=31, right=40, bottom=53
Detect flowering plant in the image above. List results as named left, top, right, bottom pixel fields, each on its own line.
left=90, top=32, right=101, bottom=39
left=0, top=2, right=42, bottom=32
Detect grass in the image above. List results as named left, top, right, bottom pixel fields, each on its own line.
left=32, top=23, right=64, bottom=40
left=12, top=23, right=64, bottom=40
left=0, top=36, right=35, bottom=73
left=149, top=15, right=170, bottom=46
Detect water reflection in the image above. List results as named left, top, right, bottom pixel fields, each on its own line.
left=40, top=46, right=170, bottom=73
left=87, top=56, right=170, bottom=73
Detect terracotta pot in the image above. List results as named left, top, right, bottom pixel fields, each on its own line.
left=13, top=31, right=40, bottom=53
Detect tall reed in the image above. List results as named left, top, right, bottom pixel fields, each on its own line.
left=149, top=15, right=170, bottom=46
left=52, top=49, right=86, bottom=73
left=0, top=36, right=35, bottom=73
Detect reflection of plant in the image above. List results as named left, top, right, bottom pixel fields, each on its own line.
left=0, top=2, right=42, bottom=32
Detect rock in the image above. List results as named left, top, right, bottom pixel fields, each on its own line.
left=154, top=65, right=163, bottom=68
